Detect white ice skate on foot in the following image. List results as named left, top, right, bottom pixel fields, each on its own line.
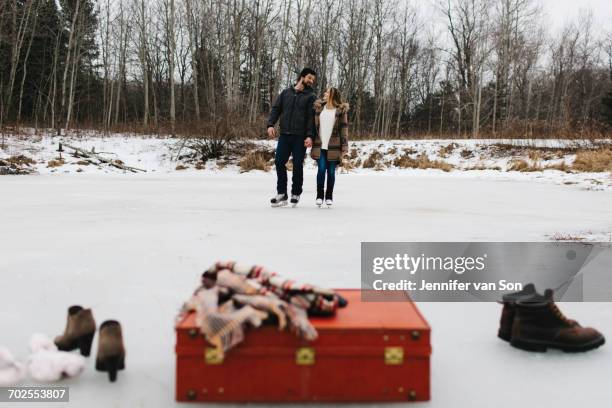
left=290, top=195, right=300, bottom=208
left=270, top=194, right=288, bottom=207
left=325, top=199, right=333, bottom=208
left=316, top=198, right=323, bottom=207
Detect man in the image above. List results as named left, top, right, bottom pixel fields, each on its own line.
left=266, top=68, right=317, bottom=207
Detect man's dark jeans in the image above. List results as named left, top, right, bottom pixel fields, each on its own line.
left=275, top=133, right=307, bottom=196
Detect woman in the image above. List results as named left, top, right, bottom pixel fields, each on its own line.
left=310, top=87, right=349, bottom=207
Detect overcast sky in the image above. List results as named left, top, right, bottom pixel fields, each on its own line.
left=540, top=0, right=612, bottom=33
left=421, top=0, right=611, bottom=36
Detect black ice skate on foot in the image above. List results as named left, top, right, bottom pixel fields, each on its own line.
left=270, top=194, right=288, bottom=207
left=290, top=194, right=300, bottom=208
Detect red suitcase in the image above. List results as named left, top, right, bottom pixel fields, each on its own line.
left=175, top=289, right=431, bottom=402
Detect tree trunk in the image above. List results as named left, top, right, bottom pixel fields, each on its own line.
left=169, top=0, right=176, bottom=135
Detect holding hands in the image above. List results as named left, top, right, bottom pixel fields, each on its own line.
left=267, top=127, right=277, bottom=139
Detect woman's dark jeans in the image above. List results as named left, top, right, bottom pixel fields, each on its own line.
left=317, top=149, right=336, bottom=199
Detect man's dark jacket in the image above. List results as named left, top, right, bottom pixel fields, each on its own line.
left=266, top=86, right=316, bottom=138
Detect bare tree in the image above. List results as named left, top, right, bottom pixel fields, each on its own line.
left=391, top=4, right=419, bottom=136
left=441, top=0, right=492, bottom=137
left=1, top=0, right=611, bottom=139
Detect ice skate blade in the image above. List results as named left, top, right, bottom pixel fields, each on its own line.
left=271, top=201, right=288, bottom=208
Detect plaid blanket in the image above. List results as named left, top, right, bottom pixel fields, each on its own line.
left=183, top=261, right=348, bottom=355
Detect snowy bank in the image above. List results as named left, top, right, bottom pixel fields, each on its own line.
left=0, top=132, right=610, bottom=191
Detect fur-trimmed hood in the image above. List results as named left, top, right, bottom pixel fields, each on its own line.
left=314, top=99, right=350, bottom=114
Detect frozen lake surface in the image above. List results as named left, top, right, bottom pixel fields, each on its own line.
left=0, top=172, right=610, bottom=407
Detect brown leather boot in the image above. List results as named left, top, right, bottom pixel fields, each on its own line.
left=95, top=320, right=125, bottom=382
left=511, top=290, right=605, bottom=352
left=498, top=283, right=540, bottom=341
left=54, top=306, right=96, bottom=356
left=498, top=284, right=580, bottom=341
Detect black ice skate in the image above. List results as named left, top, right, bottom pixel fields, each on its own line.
left=270, top=193, right=288, bottom=207
left=290, top=194, right=300, bottom=208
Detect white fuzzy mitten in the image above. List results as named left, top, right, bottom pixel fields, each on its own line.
left=27, top=334, right=85, bottom=382
left=0, top=346, right=26, bottom=386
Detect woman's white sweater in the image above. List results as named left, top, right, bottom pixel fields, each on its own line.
left=319, top=107, right=336, bottom=150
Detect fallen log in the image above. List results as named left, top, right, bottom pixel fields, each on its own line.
left=62, top=143, right=146, bottom=173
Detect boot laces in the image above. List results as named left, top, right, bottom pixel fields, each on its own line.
left=549, top=302, right=571, bottom=325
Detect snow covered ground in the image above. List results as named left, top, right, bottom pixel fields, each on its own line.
left=1, top=133, right=610, bottom=191
left=1, top=171, right=611, bottom=407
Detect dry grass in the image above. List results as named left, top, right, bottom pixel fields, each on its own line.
left=374, top=163, right=386, bottom=171
left=387, top=147, right=397, bottom=155
left=526, top=148, right=567, bottom=161
left=460, top=149, right=474, bottom=159
left=76, top=160, right=91, bottom=166
left=0, top=155, right=37, bottom=175
left=232, top=140, right=259, bottom=157
left=343, top=122, right=612, bottom=140
left=438, top=143, right=457, bottom=158
left=363, top=151, right=383, bottom=168
left=394, top=153, right=454, bottom=172
left=527, top=149, right=542, bottom=161
left=47, top=158, right=65, bottom=168
left=175, top=164, right=188, bottom=170
left=349, top=148, right=359, bottom=159
left=239, top=150, right=272, bottom=173
left=340, top=159, right=356, bottom=171
left=6, top=155, right=36, bottom=166
left=571, top=147, right=612, bottom=172
left=465, top=164, right=502, bottom=171
left=508, top=159, right=541, bottom=172
left=195, top=161, right=206, bottom=170
left=491, top=144, right=577, bottom=159
left=216, top=159, right=231, bottom=170
left=543, top=162, right=569, bottom=172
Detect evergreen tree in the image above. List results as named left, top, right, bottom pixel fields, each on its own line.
left=19, top=0, right=64, bottom=120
